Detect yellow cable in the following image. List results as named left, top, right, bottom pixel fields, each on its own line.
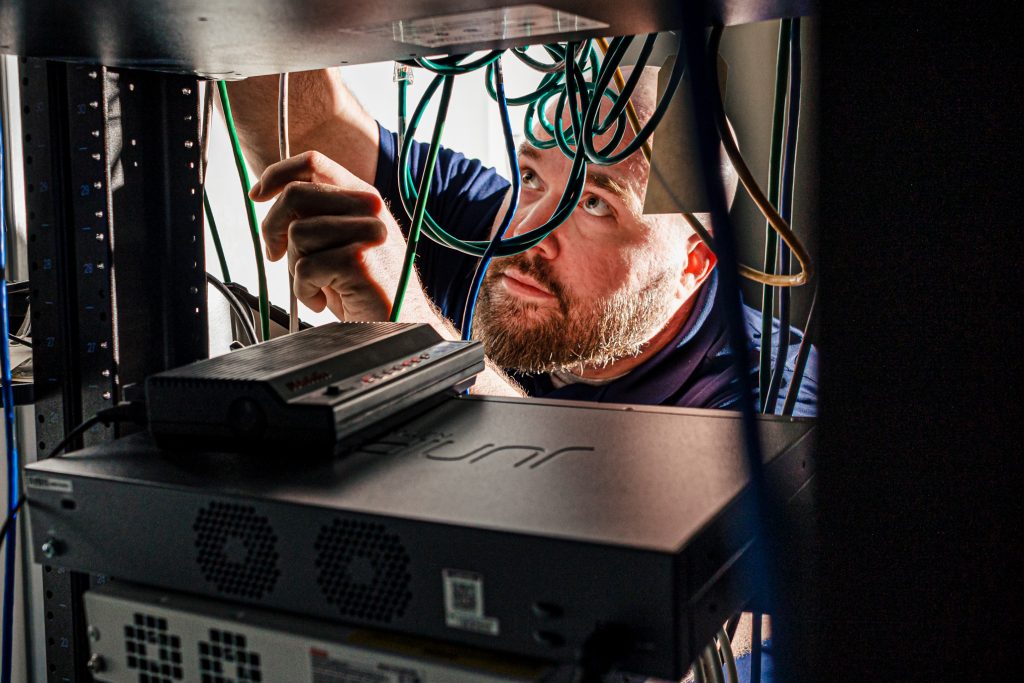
left=709, top=26, right=813, bottom=286
left=597, top=34, right=813, bottom=287
left=596, top=37, right=652, bottom=163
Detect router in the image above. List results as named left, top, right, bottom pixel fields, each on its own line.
left=145, top=322, right=484, bottom=454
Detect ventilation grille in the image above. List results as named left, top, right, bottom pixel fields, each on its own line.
left=193, top=502, right=280, bottom=599
left=122, top=612, right=184, bottom=682
left=158, top=322, right=407, bottom=380
left=198, top=627, right=263, bottom=683
left=314, top=518, right=413, bottom=623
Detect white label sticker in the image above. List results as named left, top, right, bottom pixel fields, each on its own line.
left=25, top=475, right=73, bottom=493
left=338, top=5, right=609, bottom=49
left=442, top=569, right=500, bottom=636
left=310, top=649, right=414, bottom=683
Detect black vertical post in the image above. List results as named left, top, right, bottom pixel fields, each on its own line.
left=108, top=68, right=207, bottom=391
left=21, top=58, right=206, bottom=680
left=22, top=59, right=113, bottom=682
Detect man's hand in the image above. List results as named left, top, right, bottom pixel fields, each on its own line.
left=250, top=151, right=421, bottom=322
left=250, top=150, right=524, bottom=398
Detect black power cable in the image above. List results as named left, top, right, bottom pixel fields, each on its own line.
left=0, top=402, right=147, bottom=553
left=0, top=498, right=23, bottom=554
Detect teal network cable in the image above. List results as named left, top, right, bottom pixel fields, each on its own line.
left=390, top=75, right=455, bottom=321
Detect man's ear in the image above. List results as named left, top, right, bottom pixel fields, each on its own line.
left=679, top=232, right=716, bottom=295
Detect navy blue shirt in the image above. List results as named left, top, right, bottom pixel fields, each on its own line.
left=375, top=124, right=818, bottom=416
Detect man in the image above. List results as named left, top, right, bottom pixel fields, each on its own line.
left=227, top=65, right=816, bottom=414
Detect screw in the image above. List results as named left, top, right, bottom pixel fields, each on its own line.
left=86, top=654, right=105, bottom=673
left=88, top=625, right=100, bottom=642
left=184, top=140, right=194, bottom=149
left=181, top=87, right=192, bottom=96
left=41, top=538, right=58, bottom=558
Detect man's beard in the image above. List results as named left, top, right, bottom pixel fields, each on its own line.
left=471, top=253, right=678, bottom=374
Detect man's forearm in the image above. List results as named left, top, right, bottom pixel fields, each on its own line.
left=225, top=69, right=380, bottom=182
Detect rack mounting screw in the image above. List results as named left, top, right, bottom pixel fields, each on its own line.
left=40, top=538, right=59, bottom=558
left=88, top=625, right=101, bottom=642
left=87, top=654, right=105, bottom=673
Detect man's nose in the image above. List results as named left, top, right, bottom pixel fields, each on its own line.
left=507, top=193, right=560, bottom=260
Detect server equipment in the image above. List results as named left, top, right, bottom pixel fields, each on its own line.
left=25, top=396, right=815, bottom=680
left=145, top=322, right=484, bottom=455
left=82, top=582, right=557, bottom=682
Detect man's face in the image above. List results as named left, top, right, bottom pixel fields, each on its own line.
left=472, top=138, right=694, bottom=374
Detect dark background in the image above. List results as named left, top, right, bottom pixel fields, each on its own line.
left=784, top=3, right=1022, bottom=679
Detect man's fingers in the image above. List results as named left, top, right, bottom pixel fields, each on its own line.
left=285, top=215, right=387, bottom=275
left=292, top=245, right=392, bottom=321
left=261, top=182, right=383, bottom=260
left=249, top=150, right=373, bottom=200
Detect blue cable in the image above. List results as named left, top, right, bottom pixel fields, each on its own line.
left=0, top=96, right=21, bottom=683
left=461, top=58, right=521, bottom=340
left=765, top=18, right=802, bottom=414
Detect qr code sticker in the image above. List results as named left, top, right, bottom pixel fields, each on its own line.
left=443, top=569, right=500, bottom=635
left=451, top=579, right=479, bottom=613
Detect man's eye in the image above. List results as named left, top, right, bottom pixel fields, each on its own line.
left=580, top=195, right=612, bottom=217
left=521, top=169, right=541, bottom=189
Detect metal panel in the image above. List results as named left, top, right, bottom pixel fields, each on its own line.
left=1, top=0, right=813, bottom=77
left=22, top=58, right=113, bottom=683
left=21, top=59, right=208, bottom=680
left=107, top=68, right=207, bottom=390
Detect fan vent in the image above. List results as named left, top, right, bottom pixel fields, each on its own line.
left=197, top=627, right=263, bottom=683
left=314, top=518, right=412, bottom=623
left=193, top=501, right=280, bottom=599
left=122, top=611, right=183, bottom=682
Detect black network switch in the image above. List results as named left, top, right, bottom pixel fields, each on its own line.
left=26, top=396, right=815, bottom=679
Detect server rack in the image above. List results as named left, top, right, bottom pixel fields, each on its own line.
left=3, top=1, right=815, bottom=678
left=20, top=62, right=207, bottom=680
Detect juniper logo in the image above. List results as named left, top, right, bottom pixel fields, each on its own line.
left=357, top=430, right=594, bottom=469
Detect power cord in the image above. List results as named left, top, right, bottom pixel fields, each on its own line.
left=0, top=401, right=145, bottom=678
left=0, top=499, right=22, bottom=555
left=41, top=402, right=148, bottom=463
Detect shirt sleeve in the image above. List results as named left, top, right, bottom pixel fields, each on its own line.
left=374, top=123, right=510, bottom=330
